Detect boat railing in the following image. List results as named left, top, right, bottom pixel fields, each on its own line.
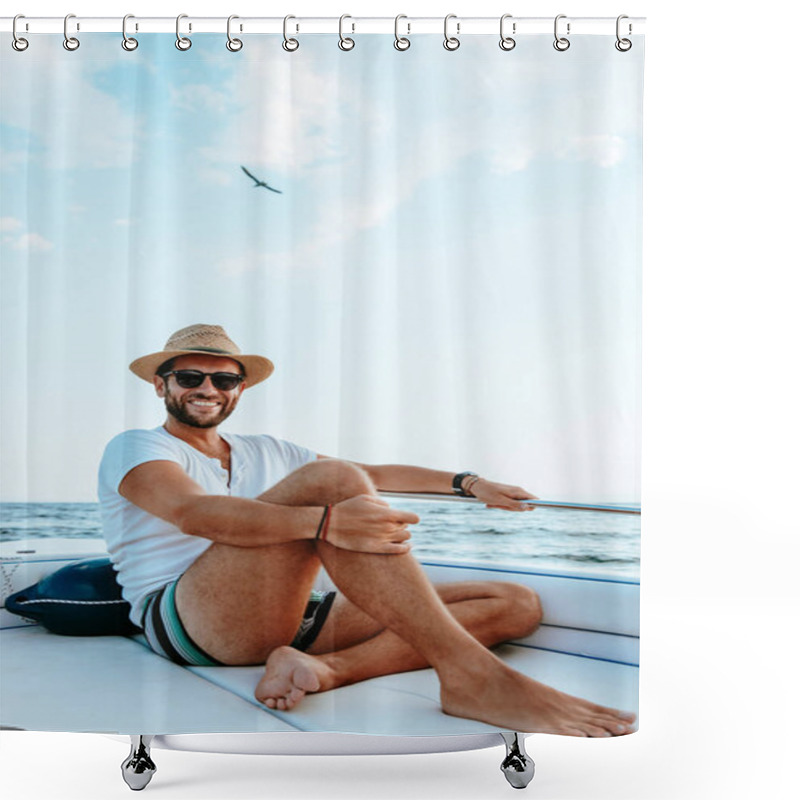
left=379, top=492, right=641, bottom=515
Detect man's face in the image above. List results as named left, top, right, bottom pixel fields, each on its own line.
left=154, top=354, right=246, bottom=429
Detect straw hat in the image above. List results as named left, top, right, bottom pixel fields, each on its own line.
left=129, top=324, right=274, bottom=386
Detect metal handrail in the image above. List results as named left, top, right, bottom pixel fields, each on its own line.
left=380, top=492, right=641, bottom=515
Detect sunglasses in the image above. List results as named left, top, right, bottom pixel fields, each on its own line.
left=161, top=370, right=245, bottom=391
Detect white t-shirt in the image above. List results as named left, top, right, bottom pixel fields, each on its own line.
left=98, top=426, right=316, bottom=626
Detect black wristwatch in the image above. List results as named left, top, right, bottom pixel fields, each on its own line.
left=452, top=471, right=477, bottom=497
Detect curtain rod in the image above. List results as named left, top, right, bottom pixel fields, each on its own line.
left=1, top=16, right=646, bottom=36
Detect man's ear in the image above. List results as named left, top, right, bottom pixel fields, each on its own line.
left=154, top=375, right=166, bottom=398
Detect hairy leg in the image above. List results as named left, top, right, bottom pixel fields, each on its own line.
left=177, top=459, right=636, bottom=735
left=256, top=581, right=542, bottom=709
left=174, top=459, right=377, bottom=665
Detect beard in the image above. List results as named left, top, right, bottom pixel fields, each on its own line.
left=164, top=387, right=239, bottom=429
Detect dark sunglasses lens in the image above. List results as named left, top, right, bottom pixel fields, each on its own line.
left=210, top=373, right=242, bottom=391
left=173, top=371, right=205, bottom=388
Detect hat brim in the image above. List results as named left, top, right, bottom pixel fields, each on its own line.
left=129, top=350, right=274, bottom=387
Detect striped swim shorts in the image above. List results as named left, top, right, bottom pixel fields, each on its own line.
left=140, top=580, right=337, bottom=667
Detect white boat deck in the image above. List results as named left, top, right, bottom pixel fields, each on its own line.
left=1, top=540, right=639, bottom=735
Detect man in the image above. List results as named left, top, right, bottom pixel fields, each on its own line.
left=98, top=324, right=636, bottom=737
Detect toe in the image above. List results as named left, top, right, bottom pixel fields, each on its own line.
left=581, top=725, right=612, bottom=738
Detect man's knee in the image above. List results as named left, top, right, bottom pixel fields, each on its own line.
left=287, top=459, right=376, bottom=504
left=496, top=582, right=543, bottom=638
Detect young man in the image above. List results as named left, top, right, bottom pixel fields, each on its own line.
left=98, top=324, right=636, bottom=737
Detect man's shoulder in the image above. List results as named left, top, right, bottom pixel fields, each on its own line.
left=101, top=427, right=181, bottom=464
left=104, top=427, right=170, bottom=449
left=98, top=428, right=184, bottom=494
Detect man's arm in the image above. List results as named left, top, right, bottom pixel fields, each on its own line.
left=118, top=459, right=417, bottom=553
left=317, top=455, right=538, bottom=512
left=119, top=460, right=324, bottom=548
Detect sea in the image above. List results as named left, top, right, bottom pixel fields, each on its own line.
left=0, top=500, right=640, bottom=579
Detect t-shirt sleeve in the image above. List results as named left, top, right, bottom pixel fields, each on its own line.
left=99, top=430, right=185, bottom=496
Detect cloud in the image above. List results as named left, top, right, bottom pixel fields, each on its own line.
left=170, top=83, right=233, bottom=115
left=0, top=219, right=53, bottom=252
left=0, top=217, right=23, bottom=232
left=12, top=233, right=54, bottom=252
left=0, top=52, right=141, bottom=170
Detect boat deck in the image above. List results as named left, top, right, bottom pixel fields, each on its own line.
left=1, top=541, right=639, bottom=735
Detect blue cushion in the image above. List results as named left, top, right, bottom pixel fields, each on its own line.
left=4, top=558, right=140, bottom=636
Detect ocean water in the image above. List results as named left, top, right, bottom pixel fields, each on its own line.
left=0, top=500, right=640, bottom=579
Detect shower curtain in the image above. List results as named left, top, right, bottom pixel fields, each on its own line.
left=0, top=25, right=643, bottom=740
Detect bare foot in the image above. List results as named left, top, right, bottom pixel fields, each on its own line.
left=441, top=658, right=637, bottom=737
left=255, top=646, right=335, bottom=711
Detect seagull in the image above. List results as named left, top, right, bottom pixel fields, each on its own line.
left=240, top=166, right=282, bottom=194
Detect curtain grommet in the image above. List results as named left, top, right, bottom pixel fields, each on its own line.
left=443, top=14, right=460, bottom=51
left=175, top=14, right=192, bottom=51
left=282, top=15, right=299, bottom=52
left=553, top=15, right=570, bottom=52
left=499, top=14, right=516, bottom=51
left=615, top=15, right=633, bottom=51
left=63, top=13, right=80, bottom=51
left=338, top=15, right=355, bottom=51
left=12, top=15, right=29, bottom=51
left=394, top=15, right=411, bottom=51
left=121, top=15, right=138, bottom=51
left=226, top=15, right=243, bottom=52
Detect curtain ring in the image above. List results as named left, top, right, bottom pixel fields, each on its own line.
left=226, top=15, right=243, bottom=51
left=176, top=14, right=192, bottom=50
left=499, top=14, right=516, bottom=51
left=615, top=15, right=632, bottom=52
left=12, top=15, right=29, bottom=52
left=553, top=14, right=570, bottom=51
left=443, top=14, right=460, bottom=51
left=283, top=15, right=299, bottom=52
left=122, top=15, right=138, bottom=51
left=338, top=14, right=355, bottom=51
left=63, top=13, right=80, bottom=51
left=394, top=14, right=410, bottom=50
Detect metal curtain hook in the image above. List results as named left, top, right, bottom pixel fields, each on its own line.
left=499, top=14, right=516, bottom=51
left=12, top=14, right=29, bottom=51
left=176, top=14, right=192, bottom=50
left=615, top=15, right=632, bottom=51
left=338, top=14, right=355, bottom=51
left=553, top=14, right=570, bottom=51
left=283, top=15, right=299, bottom=51
left=394, top=14, right=410, bottom=50
left=122, top=14, right=138, bottom=51
left=443, top=14, right=460, bottom=51
left=63, top=13, right=80, bottom=51
left=227, top=15, right=243, bottom=51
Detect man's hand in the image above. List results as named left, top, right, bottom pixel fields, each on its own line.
left=470, top=480, right=538, bottom=512
left=325, top=495, right=419, bottom=554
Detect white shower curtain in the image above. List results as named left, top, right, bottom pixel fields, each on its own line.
left=1, top=26, right=642, bottom=741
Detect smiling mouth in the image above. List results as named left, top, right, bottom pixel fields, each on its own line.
left=188, top=399, right=220, bottom=408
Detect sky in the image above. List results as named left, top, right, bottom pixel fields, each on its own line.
left=0, top=33, right=643, bottom=503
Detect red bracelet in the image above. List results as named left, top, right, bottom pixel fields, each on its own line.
left=315, top=505, right=332, bottom=540
left=314, top=503, right=333, bottom=542
left=320, top=504, right=333, bottom=542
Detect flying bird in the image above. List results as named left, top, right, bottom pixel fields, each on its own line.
left=240, top=166, right=282, bottom=194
